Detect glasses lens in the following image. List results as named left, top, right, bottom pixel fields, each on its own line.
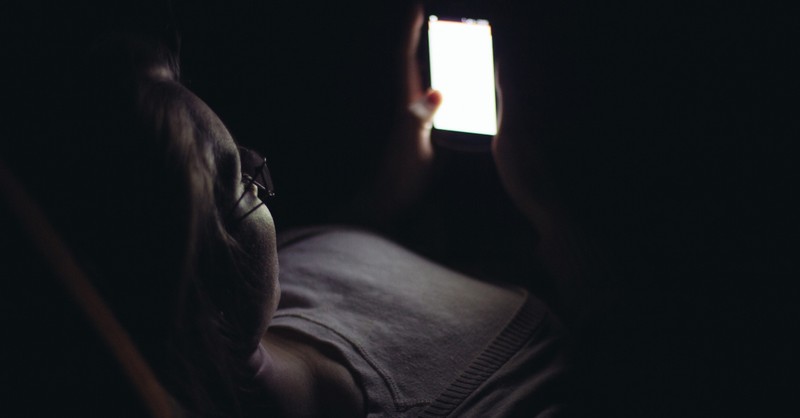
left=238, top=146, right=275, bottom=198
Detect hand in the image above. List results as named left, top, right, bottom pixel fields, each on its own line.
left=492, top=62, right=600, bottom=323
left=492, top=64, right=558, bottom=230
left=393, top=2, right=442, bottom=166
left=359, top=3, right=442, bottom=226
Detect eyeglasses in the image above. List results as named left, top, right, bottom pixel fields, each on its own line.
left=231, top=146, right=275, bottom=222
left=239, top=146, right=275, bottom=199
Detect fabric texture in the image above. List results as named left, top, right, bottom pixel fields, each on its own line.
left=272, top=226, right=572, bottom=417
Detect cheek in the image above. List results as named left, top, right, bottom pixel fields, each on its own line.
left=242, top=206, right=278, bottom=289
left=229, top=205, right=280, bottom=342
left=259, top=208, right=280, bottom=308
left=258, top=206, right=279, bottom=277
left=254, top=208, right=280, bottom=339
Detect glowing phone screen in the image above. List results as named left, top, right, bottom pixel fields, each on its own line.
left=427, top=16, right=497, bottom=136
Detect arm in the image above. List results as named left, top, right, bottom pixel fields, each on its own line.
left=492, top=68, right=605, bottom=325
left=339, top=4, right=442, bottom=230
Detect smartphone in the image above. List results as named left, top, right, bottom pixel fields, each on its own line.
left=425, top=15, right=498, bottom=151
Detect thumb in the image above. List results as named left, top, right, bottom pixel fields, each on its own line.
left=408, top=88, right=443, bottom=125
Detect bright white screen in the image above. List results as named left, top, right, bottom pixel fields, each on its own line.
left=428, top=16, right=497, bottom=136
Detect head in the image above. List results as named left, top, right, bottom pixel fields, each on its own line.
left=48, top=34, right=279, bottom=415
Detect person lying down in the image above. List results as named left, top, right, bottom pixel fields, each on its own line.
left=49, top=16, right=573, bottom=418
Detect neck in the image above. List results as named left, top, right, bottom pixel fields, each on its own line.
left=247, top=330, right=364, bottom=418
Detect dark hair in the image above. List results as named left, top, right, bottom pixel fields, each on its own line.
left=42, top=34, right=270, bottom=416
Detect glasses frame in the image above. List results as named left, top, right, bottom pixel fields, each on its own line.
left=229, top=146, right=275, bottom=223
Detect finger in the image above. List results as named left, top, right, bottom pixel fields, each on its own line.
left=494, top=62, right=504, bottom=135
left=492, top=59, right=523, bottom=150
left=492, top=61, right=507, bottom=155
left=404, top=2, right=425, bottom=58
left=401, top=2, right=426, bottom=103
left=409, top=89, right=442, bottom=126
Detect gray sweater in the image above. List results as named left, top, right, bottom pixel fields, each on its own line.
left=272, top=227, right=572, bottom=417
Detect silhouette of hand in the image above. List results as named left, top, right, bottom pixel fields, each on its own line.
left=367, top=3, right=442, bottom=224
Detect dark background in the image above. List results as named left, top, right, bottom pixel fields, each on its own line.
left=3, top=0, right=797, bottom=416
